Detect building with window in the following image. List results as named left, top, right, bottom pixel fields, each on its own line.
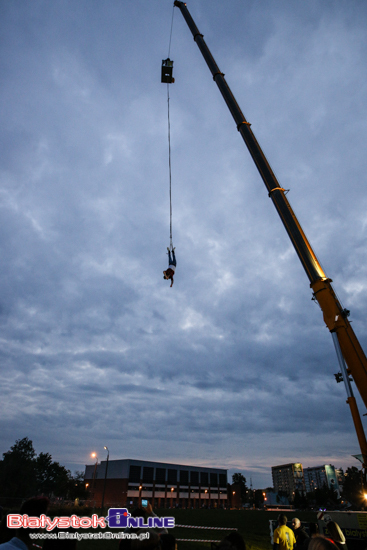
left=271, top=463, right=306, bottom=498
left=84, top=458, right=228, bottom=508
left=335, top=468, right=344, bottom=493
left=303, top=464, right=341, bottom=497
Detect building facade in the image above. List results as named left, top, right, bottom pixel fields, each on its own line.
left=303, top=465, right=341, bottom=497
left=335, top=468, right=344, bottom=493
left=271, top=463, right=306, bottom=498
left=84, top=458, right=228, bottom=508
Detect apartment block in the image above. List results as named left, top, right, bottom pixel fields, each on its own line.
left=303, top=464, right=341, bottom=497
left=271, top=463, right=306, bottom=498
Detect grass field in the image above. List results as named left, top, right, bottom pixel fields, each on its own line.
left=72, top=508, right=318, bottom=550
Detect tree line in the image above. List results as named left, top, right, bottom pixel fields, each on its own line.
left=0, top=437, right=88, bottom=505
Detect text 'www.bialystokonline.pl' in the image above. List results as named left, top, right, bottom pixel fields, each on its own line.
left=29, top=532, right=150, bottom=541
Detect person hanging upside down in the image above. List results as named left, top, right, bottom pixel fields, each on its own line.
left=163, top=247, right=176, bottom=287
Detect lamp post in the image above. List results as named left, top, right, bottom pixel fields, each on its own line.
left=170, top=487, right=174, bottom=508
left=101, top=446, right=109, bottom=511
left=91, top=453, right=98, bottom=488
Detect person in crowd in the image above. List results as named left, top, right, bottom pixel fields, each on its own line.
left=119, top=531, right=162, bottom=550
left=291, top=518, right=309, bottom=550
left=125, top=502, right=168, bottom=536
left=326, top=522, right=347, bottom=550
left=212, top=532, right=246, bottom=550
left=308, top=524, right=319, bottom=539
left=119, top=537, right=131, bottom=550
left=308, top=536, right=339, bottom=550
left=0, top=497, right=49, bottom=549
left=273, top=514, right=296, bottom=550
left=0, top=517, right=12, bottom=546
left=131, top=531, right=161, bottom=550
left=160, top=534, right=177, bottom=550
left=224, top=532, right=246, bottom=550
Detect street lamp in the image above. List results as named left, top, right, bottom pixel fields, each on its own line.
left=101, top=446, right=109, bottom=511
left=170, top=487, right=174, bottom=508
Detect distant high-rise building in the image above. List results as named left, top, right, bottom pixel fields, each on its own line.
left=271, top=463, right=306, bottom=498
left=335, top=468, right=344, bottom=492
left=303, top=464, right=340, bottom=497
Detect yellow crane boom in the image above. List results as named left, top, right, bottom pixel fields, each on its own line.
left=174, top=0, right=367, bottom=465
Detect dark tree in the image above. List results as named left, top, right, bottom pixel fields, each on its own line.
left=0, top=437, right=37, bottom=498
left=254, top=489, right=265, bottom=508
left=0, top=437, right=86, bottom=501
left=232, top=473, right=248, bottom=504
left=68, top=471, right=90, bottom=501
left=293, top=490, right=308, bottom=509
left=35, top=452, right=71, bottom=497
left=306, top=484, right=340, bottom=509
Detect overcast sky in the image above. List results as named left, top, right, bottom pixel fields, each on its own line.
left=1, top=0, right=367, bottom=490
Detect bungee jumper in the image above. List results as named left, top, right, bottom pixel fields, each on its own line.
left=163, top=246, right=176, bottom=287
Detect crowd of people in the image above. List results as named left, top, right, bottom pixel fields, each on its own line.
left=0, top=496, right=77, bottom=549
left=0, top=499, right=354, bottom=550
left=273, top=513, right=349, bottom=550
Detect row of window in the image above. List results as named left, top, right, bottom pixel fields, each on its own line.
left=128, top=485, right=225, bottom=493
left=129, top=466, right=226, bottom=487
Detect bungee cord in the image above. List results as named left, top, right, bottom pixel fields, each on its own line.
left=167, top=83, right=173, bottom=251
left=167, top=4, right=175, bottom=252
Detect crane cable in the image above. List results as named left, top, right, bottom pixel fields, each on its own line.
left=167, top=85, right=173, bottom=250
left=167, top=5, right=174, bottom=251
